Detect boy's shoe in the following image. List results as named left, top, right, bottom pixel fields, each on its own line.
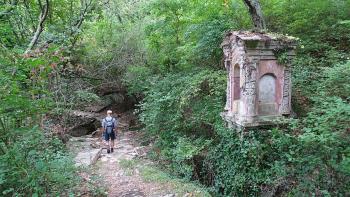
left=111, top=148, right=114, bottom=153
left=107, top=149, right=110, bottom=154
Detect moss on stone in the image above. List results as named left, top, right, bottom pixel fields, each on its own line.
left=245, top=40, right=260, bottom=49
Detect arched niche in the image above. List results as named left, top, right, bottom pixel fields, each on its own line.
left=233, top=64, right=240, bottom=100
left=258, top=73, right=277, bottom=115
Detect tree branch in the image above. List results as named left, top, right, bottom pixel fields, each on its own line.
left=24, top=0, right=49, bottom=54
left=24, top=0, right=38, bottom=31
left=69, top=0, right=94, bottom=49
left=0, top=0, right=18, bottom=20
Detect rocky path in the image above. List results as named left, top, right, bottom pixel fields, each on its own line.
left=96, top=131, right=171, bottom=197
left=68, top=111, right=210, bottom=197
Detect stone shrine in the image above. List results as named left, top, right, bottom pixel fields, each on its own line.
left=221, top=31, right=297, bottom=127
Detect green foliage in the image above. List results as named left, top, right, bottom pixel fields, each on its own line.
left=76, top=0, right=148, bottom=78
left=1, top=0, right=100, bottom=49
left=2, top=0, right=350, bottom=195
left=321, top=62, right=350, bottom=99
left=290, top=98, right=350, bottom=196
left=146, top=0, right=250, bottom=71
left=122, top=66, right=154, bottom=95
left=141, top=165, right=212, bottom=196
left=208, top=96, right=350, bottom=196
left=127, top=68, right=225, bottom=178
left=74, top=90, right=101, bottom=106
left=0, top=25, right=77, bottom=195
left=138, top=68, right=226, bottom=136
left=122, top=0, right=350, bottom=196
left=170, top=137, right=212, bottom=179
left=0, top=50, right=55, bottom=120
left=0, top=127, right=77, bottom=196
left=264, top=0, right=350, bottom=43
left=208, top=126, right=294, bottom=196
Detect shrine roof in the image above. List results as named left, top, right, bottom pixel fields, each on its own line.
left=221, top=31, right=298, bottom=47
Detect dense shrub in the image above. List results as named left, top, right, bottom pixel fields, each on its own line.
left=0, top=45, right=77, bottom=196
left=124, top=67, right=226, bottom=178
left=121, top=0, right=350, bottom=195
left=208, top=97, right=350, bottom=196
left=321, top=62, right=350, bottom=99
left=139, top=68, right=226, bottom=134
left=4, top=0, right=346, bottom=195
left=145, top=0, right=250, bottom=71
left=208, top=125, right=295, bottom=196
left=0, top=126, right=77, bottom=196
left=124, top=53, right=350, bottom=197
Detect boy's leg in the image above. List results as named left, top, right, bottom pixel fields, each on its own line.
left=111, top=140, right=114, bottom=152
left=105, top=132, right=111, bottom=153
left=110, top=131, right=116, bottom=152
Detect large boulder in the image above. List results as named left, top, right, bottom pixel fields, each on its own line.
left=67, top=110, right=102, bottom=137
left=84, top=99, right=113, bottom=113
left=84, top=92, right=136, bottom=113
left=103, top=93, right=125, bottom=105
left=95, top=81, right=126, bottom=96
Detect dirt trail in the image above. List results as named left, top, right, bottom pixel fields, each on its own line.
left=70, top=111, right=210, bottom=197
left=96, top=131, right=170, bottom=197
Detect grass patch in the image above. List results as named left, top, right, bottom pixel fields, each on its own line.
left=119, top=159, right=138, bottom=169
left=140, top=166, right=170, bottom=183
left=118, top=159, right=139, bottom=176
left=140, top=165, right=211, bottom=197
left=117, top=158, right=211, bottom=196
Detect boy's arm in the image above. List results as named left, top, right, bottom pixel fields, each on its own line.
left=101, top=119, right=105, bottom=130
left=113, top=118, right=117, bottom=132
left=114, top=118, right=117, bottom=125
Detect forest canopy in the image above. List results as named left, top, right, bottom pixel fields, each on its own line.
left=0, top=0, right=349, bottom=196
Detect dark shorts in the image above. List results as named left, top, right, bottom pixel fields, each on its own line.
left=104, top=131, right=116, bottom=141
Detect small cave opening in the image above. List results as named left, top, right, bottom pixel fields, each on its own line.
left=70, top=120, right=100, bottom=137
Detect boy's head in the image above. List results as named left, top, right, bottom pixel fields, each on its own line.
left=107, top=110, right=113, bottom=115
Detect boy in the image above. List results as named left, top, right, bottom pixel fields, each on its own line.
left=102, top=110, right=117, bottom=153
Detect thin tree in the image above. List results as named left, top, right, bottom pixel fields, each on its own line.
left=69, top=0, right=94, bottom=50
left=25, top=0, right=49, bottom=54
left=242, top=0, right=266, bottom=30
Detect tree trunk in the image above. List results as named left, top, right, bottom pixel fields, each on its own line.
left=24, top=0, right=49, bottom=54
left=69, top=0, right=94, bottom=49
left=242, top=0, right=266, bottom=30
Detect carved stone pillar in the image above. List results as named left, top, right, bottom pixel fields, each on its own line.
left=224, top=60, right=231, bottom=111
left=280, top=67, right=291, bottom=114
left=242, top=60, right=257, bottom=118
left=223, top=44, right=232, bottom=113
